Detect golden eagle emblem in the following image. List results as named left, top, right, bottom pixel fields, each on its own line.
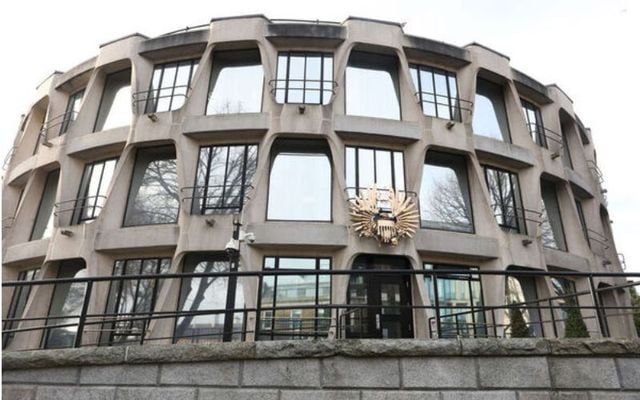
left=349, top=185, right=420, bottom=245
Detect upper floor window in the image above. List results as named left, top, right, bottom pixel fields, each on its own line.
left=560, top=117, right=574, bottom=169
left=575, top=199, right=589, bottom=245
left=267, top=140, right=331, bottom=221
left=191, top=144, right=257, bottom=215
left=123, top=146, right=178, bottom=226
left=145, top=59, right=199, bottom=113
left=521, top=99, right=547, bottom=147
left=420, top=152, right=473, bottom=233
left=258, top=257, right=331, bottom=340
left=101, top=258, right=171, bottom=345
left=3, top=268, right=40, bottom=348
left=410, top=65, right=460, bottom=121
left=346, top=51, right=400, bottom=120
left=175, top=253, right=245, bottom=343
left=71, top=158, right=117, bottom=224
left=59, top=89, right=84, bottom=135
left=483, top=166, right=526, bottom=234
left=540, top=180, right=567, bottom=251
left=345, top=146, right=405, bottom=199
left=206, top=50, right=263, bottom=115
left=31, top=169, right=60, bottom=240
left=94, top=69, right=131, bottom=132
left=42, top=260, right=87, bottom=349
left=274, top=52, right=333, bottom=105
left=473, top=78, right=511, bottom=142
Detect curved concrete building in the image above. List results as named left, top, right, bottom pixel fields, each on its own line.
left=2, top=15, right=635, bottom=352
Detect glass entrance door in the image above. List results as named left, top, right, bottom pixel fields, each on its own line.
left=345, top=255, right=413, bottom=338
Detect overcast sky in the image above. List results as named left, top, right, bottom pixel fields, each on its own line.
left=1, top=0, right=638, bottom=273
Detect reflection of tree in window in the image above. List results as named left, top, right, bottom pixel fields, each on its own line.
left=175, top=255, right=245, bottom=343
left=540, top=180, right=567, bottom=251
left=124, top=146, right=179, bottom=226
left=192, top=145, right=257, bottom=214
left=420, top=152, right=473, bottom=233
left=483, top=166, right=526, bottom=234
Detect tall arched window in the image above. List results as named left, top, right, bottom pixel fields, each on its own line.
left=267, top=140, right=332, bottom=221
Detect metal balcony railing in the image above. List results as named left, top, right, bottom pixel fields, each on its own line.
left=526, top=122, right=564, bottom=158
left=269, top=18, right=342, bottom=26
left=54, top=195, right=107, bottom=224
left=3, top=269, right=638, bottom=351
left=414, top=91, right=473, bottom=122
left=181, top=184, right=254, bottom=215
left=586, top=160, right=605, bottom=185
left=268, top=79, right=338, bottom=104
left=132, top=85, right=193, bottom=114
left=2, top=146, right=18, bottom=171
left=38, top=111, right=79, bottom=146
left=587, top=228, right=610, bottom=257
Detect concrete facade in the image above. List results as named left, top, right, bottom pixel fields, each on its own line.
left=1, top=15, right=634, bottom=350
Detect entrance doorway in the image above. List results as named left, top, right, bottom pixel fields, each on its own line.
left=345, top=255, right=413, bottom=338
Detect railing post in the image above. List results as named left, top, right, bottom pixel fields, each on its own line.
left=74, top=280, right=93, bottom=348
left=588, top=275, right=609, bottom=337
left=491, top=308, right=498, bottom=338
left=549, top=299, right=558, bottom=337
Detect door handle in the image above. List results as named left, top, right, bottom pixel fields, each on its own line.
left=376, top=313, right=381, bottom=330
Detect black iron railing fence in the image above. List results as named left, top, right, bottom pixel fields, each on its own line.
left=2, top=269, right=638, bottom=351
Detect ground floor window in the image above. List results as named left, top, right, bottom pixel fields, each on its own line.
left=257, top=257, right=331, bottom=340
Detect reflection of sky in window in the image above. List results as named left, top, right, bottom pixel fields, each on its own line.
left=420, top=165, right=460, bottom=215
left=472, top=94, right=502, bottom=140
left=346, top=67, right=400, bottom=120
left=268, top=153, right=331, bottom=221
left=207, top=65, right=263, bottom=114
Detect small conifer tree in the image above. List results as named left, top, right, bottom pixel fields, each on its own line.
left=564, top=304, right=589, bottom=338
left=509, top=307, right=530, bottom=338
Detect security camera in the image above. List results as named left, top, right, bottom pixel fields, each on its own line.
left=225, top=238, right=239, bottom=252
left=240, top=231, right=256, bottom=244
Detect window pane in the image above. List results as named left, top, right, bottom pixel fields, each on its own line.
left=192, top=144, right=257, bottom=214
left=541, top=181, right=567, bottom=250
left=175, top=255, right=232, bottom=343
left=60, top=90, right=84, bottom=135
left=3, top=268, right=40, bottom=348
left=95, top=69, right=131, bottom=132
left=267, top=145, right=331, bottom=221
left=44, top=261, right=86, bottom=349
left=420, top=152, right=473, bottom=232
left=375, top=150, right=392, bottom=188
left=346, top=52, right=400, bottom=120
left=207, top=50, right=263, bottom=114
left=484, top=167, right=525, bottom=233
left=259, top=257, right=331, bottom=340
left=345, top=147, right=356, bottom=197
left=124, top=146, right=179, bottom=226
left=31, top=169, right=59, bottom=240
left=473, top=78, right=510, bottom=142
left=73, top=158, right=117, bottom=224
left=358, top=148, right=375, bottom=190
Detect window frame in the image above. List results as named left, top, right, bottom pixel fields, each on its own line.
left=93, top=68, right=132, bottom=133
left=30, top=169, right=60, bottom=241
left=410, top=64, right=460, bottom=121
left=122, top=145, right=179, bottom=227
left=59, top=89, right=85, bottom=135
left=521, top=98, right=547, bottom=148
left=205, top=49, right=265, bottom=115
left=266, top=139, right=333, bottom=222
left=144, top=58, right=199, bottom=114
left=256, top=256, right=332, bottom=341
left=191, top=144, right=258, bottom=215
left=101, top=257, right=171, bottom=346
left=540, top=180, right=568, bottom=251
left=420, top=151, right=475, bottom=233
left=72, top=157, right=118, bottom=225
left=275, top=51, right=334, bottom=105
left=3, top=268, right=40, bottom=348
left=344, top=145, right=405, bottom=197
left=482, top=165, right=527, bottom=235
left=473, top=77, right=512, bottom=143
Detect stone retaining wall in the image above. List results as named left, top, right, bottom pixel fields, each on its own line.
left=3, top=339, right=640, bottom=399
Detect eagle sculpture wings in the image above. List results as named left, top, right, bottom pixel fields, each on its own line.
left=349, top=185, right=420, bottom=245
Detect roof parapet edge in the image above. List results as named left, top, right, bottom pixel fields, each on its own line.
left=464, top=42, right=511, bottom=61
left=99, top=33, right=149, bottom=49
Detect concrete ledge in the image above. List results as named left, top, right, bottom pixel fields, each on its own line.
left=474, top=135, right=535, bottom=168
left=415, top=230, right=499, bottom=260
left=182, top=113, right=270, bottom=136
left=66, top=127, right=128, bottom=159
left=95, top=225, right=179, bottom=252
left=334, top=115, right=422, bottom=142
left=247, top=222, right=348, bottom=248
left=4, top=339, right=640, bottom=370
left=566, top=168, right=595, bottom=199
left=543, top=248, right=590, bottom=272
left=3, top=239, right=49, bottom=265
